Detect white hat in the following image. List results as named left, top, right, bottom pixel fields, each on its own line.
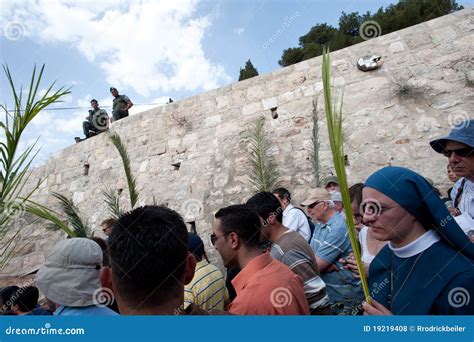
left=36, top=238, right=103, bottom=307
left=330, top=191, right=343, bottom=202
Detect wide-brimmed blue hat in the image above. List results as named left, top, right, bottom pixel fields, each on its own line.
left=430, top=119, right=474, bottom=153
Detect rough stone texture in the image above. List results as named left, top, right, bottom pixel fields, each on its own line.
left=1, top=9, right=473, bottom=284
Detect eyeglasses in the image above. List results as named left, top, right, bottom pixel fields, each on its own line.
left=210, top=233, right=217, bottom=246
left=442, top=147, right=473, bottom=158
left=308, top=201, right=324, bottom=209
left=361, top=202, right=399, bottom=217
left=210, top=232, right=229, bottom=246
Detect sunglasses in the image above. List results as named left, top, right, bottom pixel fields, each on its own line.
left=210, top=233, right=217, bottom=246
left=308, top=201, right=324, bottom=209
left=442, top=147, right=473, bottom=158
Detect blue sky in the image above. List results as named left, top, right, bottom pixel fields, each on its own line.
left=0, top=0, right=472, bottom=165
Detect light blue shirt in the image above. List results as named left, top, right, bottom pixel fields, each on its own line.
left=54, top=305, right=118, bottom=316
left=309, top=212, right=363, bottom=307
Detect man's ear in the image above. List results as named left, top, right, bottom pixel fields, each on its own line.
left=228, top=232, right=240, bottom=249
left=268, top=213, right=277, bottom=225
left=100, top=266, right=113, bottom=290
left=184, top=252, right=196, bottom=285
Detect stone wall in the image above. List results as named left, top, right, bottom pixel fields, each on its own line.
left=1, top=8, right=473, bottom=284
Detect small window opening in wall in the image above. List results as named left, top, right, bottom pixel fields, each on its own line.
left=84, top=163, right=90, bottom=176
left=270, top=107, right=278, bottom=119
left=171, top=162, right=181, bottom=170
left=188, top=221, right=196, bottom=234
left=344, top=155, right=349, bottom=166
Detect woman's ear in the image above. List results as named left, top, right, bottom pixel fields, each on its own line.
left=184, top=252, right=196, bottom=285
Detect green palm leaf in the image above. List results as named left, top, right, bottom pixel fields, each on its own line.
left=0, top=64, right=71, bottom=268
left=322, top=48, right=371, bottom=304
left=247, top=117, right=280, bottom=193
left=108, top=133, right=139, bottom=209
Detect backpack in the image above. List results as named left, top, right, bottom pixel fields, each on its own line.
left=290, top=207, right=316, bottom=242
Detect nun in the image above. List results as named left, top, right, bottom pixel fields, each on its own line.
left=361, top=166, right=474, bottom=315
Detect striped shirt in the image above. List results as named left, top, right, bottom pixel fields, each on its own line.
left=271, top=230, right=331, bottom=313
left=184, top=260, right=229, bottom=311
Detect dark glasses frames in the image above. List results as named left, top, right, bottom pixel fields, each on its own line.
left=308, top=201, right=323, bottom=209
left=442, top=147, right=473, bottom=158
left=210, top=233, right=217, bottom=246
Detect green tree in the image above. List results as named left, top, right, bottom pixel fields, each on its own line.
left=238, top=59, right=259, bottom=81
left=279, top=0, right=463, bottom=67
left=278, top=47, right=305, bottom=67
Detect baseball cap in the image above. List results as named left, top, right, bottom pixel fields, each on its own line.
left=301, top=188, right=332, bottom=206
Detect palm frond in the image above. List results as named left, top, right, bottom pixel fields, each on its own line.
left=108, top=133, right=139, bottom=209
left=101, top=187, right=123, bottom=220
left=52, top=192, right=91, bottom=238
left=247, top=117, right=280, bottom=193
left=24, top=200, right=76, bottom=238
left=0, top=64, right=71, bottom=268
left=322, top=48, right=370, bottom=304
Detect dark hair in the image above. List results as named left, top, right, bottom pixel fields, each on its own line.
left=108, top=205, right=189, bottom=308
left=90, top=99, right=98, bottom=104
left=214, top=204, right=261, bottom=249
left=1, top=286, right=19, bottom=310
left=246, top=192, right=283, bottom=224
left=272, top=187, right=291, bottom=202
left=10, top=286, right=39, bottom=313
left=101, top=218, right=116, bottom=229
left=349, top=183, right=364, bottom=206
left=89, top=237, right=109, bottom=267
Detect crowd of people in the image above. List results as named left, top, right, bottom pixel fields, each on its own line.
left=1, top=119, right=473, bottom=316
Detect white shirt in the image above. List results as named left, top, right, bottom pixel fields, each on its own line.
left=283, top=203, right=311, bottom=241
left=451, top=177, right=474, bottom=219
left=358, top=226, right=375, bottom=265
left=451, top=178, right=474, bottom=236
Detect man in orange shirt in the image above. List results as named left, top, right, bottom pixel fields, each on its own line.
left=212, top=204, right=309, bottom=315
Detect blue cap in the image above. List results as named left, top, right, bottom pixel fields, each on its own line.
left=430, top=119, right=474, bottom=153
left=188, top=233, right=205, bottom=257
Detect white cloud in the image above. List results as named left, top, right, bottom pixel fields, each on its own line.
left=1, top=0, right=231, bottom=97
left=234, top=27, right=245, bottom=35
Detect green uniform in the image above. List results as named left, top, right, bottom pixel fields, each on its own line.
left=83, top=108, right=109, bottom=138
left=112, top=94, right=131, bottom=121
